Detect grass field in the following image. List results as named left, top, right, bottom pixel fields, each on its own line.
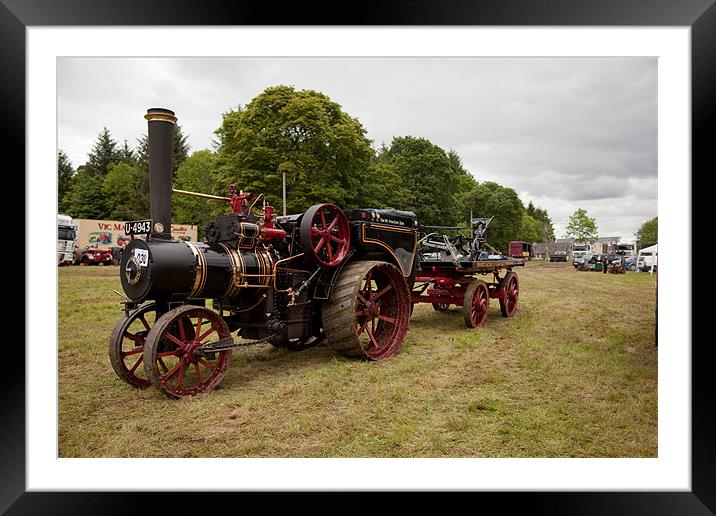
left=58, top=261, right=657, bottom=458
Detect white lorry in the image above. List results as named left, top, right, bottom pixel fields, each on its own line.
left=636, top=243, right=658, bottom=273
left=57, top=214, right=78, bottom=265
left=571, top=243, right=591, bottom=268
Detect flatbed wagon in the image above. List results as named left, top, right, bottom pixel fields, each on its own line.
left=411, top=221, right=524, bottom=327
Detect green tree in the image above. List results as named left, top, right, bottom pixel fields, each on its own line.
left=117, top=139, right=136, bottom=165
left=518, top=212, right=543, bottom=243
left=58, top=150, right=75, bottom=206
left=461, top=181, right=524, bottom=252
left=172, top=150, right=223, bottom=233
left=215, top=85, right=374, bottom=213
left=379, top=136, right=461, bottom=226
left=85, top=128, right=121, bottom=177
left=61, top=166, right=107, bottom=218
left=565, top=208, right=598, bottom=242
left=102, top=162, right=142, bottom=220
left=636, top=216, right=658, bottom=247
left=526, top=201, right=556, bottom=241
left=362, top=160, right=413, bottom=211
left=447, top=149, right=478, bottom=222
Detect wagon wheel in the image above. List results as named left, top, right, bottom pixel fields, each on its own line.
left=300, top=203, right=351, bottom=267
left=432, top=303, right=450, bottom=312
left=322, top=260, right=410, bottom=360
left=463, top=280, right=489, bottom=328
left=109, top=303, right=157, bottom=388
left=498, top=271, right=519, bottom=317
left=142, top=306, right=232, bottom=398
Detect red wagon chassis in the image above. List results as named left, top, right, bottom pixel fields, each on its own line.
left=411, top=258, right=524, bottom=327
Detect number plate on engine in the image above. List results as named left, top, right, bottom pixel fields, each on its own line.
left=134, top=248, right=149, bottom=267
left=125, top=219, right=153, bottom=235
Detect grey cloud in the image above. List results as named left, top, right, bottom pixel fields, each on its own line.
left=58, top=57, right=657, bottom=240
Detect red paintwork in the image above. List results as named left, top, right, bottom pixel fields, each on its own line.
left=412, top=271, right=506, bottom=305
left=79, top=247, right=114, bottom=265
left=355, top=265, right=409, bottom=360
left=154, top=310, right=232, bottom=397
left=307, top=204, right=350, bottom=267
left=229, top=184, right=254, bottom=215
left=263, top=205, right=275, bottom=228
left=260, top=227, right=287, bottom=241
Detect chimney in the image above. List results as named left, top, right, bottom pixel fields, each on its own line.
left=144, top=107, right=177, bottom=239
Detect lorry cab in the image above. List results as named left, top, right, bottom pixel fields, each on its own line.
left=57, top=214, right=77, bottom=265
left=636, top=244, right=658, bottom=272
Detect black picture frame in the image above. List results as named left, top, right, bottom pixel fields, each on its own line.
left=6, top=0, right=708, bottom=513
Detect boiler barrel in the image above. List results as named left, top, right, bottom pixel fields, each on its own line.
left=120, top=239, right=274, bottom=303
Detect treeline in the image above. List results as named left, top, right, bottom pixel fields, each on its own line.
left=59, top=127, right=189, bottom=221
left=59, top=85, right=555, bottom=252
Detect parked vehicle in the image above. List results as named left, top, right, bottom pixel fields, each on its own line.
left=57, top=214, right=77, bottom=266
left=549, top=250, right=568, bottom=262
left=76, top=246, right=114, bottom=266
left=576, top=252, right=605, bottom=271
left=636, top=244, right=658, bottom=272
left=572, top=243, right=591, bottom=263
left=624, top=256, right=638, bottom=271
left=615, top=243, right=636, bottom=257
left=509, top=241, right=534, bottom=260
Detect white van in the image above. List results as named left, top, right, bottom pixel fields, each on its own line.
left=636, top=244, right=657, bottom=273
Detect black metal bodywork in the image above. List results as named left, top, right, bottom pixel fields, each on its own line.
left=119, top=204, right=420, bottom=347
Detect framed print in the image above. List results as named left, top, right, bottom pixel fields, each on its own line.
left=6, top=0, right=711, bottom=513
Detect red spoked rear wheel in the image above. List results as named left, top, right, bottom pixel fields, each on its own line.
left=142, top=306, right=232, bottom=398
left=499, top=271, right=519, bottom=317
left=323, top=261, right=410, bottom=361
left=463, top=280, right=489, bottom=328
left=300, top=203, right=350, bottom=267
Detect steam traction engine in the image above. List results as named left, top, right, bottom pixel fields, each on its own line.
left=109, top=108, right=419, bottom=398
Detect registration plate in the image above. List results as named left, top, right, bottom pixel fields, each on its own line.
left=125, top=219, right=153, bottom=235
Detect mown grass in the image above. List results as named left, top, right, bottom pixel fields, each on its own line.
left=58, top=262, right=657, bottom=457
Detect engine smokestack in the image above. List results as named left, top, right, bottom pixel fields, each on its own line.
left=145, top=107, right=177, bottom=239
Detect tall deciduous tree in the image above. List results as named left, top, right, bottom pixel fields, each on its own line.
left=102, top=162, right=142, bottom=220
left=172, top=150, right=223, bottom=234
left=215, top=85, right=374, bottom=213
left=378, top=136, right=461, bottom=226
left=61, top=166, right=107, bottom=219
left=58, top=150, right=75, bottom=206
left=518, top=212, right=543, bottom=243
left=636, top=216, right=658, bottom=247
left=565, top=208, right=598, bottom=242
left=461, top=181, right=524, bottom=252
left=526, top=201, right=556, bottom=241
left=447, top=149, right=478, bottom=223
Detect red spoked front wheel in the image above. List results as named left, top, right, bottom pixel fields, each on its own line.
left=109, top=303, right=157, bottom=388
left=300, top=203, right=350, bottom=267
left=142, top=306, right=233, bottom=398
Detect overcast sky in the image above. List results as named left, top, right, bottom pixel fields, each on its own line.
left=58, top=57, right=657, bottom=241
